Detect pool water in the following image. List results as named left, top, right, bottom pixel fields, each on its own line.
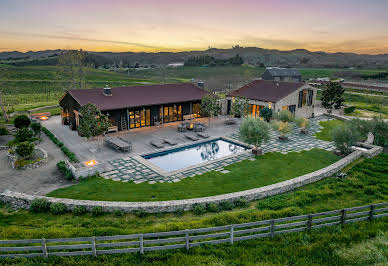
left=142, top=138, right=248, bottom=172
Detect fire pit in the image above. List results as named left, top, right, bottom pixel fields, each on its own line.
left=188, top=123, right=194, bottom=130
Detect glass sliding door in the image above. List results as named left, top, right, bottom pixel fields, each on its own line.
left=135, top=111, right=140, bottom=127
left=169, top=106, right=173, bottom=121
left=164, top=106, right=169, bottom=122
left=146, top=109, right=150, bottom=126
left=140, top=109, right=145, bottom=127
left=129, top=111, right=135, bottom=128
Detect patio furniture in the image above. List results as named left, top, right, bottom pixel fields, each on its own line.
left=193, top=122, right=207, bottom=132
left=164, top=138, right=177, bottom=146
left=177, top=122, right=190, bottom=132
left=104, top=136, right=132, bottom=152
left=106, top=126, right=119, bottom=134
left=197, top=132, right=210, bottom=139
left=150, top=140, right=165, bottom=148
left=225, top=118, right=236, bottom=125
left=184, top=134, right=199, bottom=141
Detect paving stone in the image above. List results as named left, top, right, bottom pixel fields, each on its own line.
left=220, top=170, right=230, bottom=174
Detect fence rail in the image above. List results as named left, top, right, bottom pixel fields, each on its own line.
left=1, top=202, right=387, bottom=259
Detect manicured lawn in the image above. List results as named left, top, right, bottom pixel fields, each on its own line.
left=314, top=120, right=344, bottom=141
left=48, top=149, right=339, bottom=201
left=1, top=154, right=387, bottom=265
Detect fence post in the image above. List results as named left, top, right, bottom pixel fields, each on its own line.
left=41, top=238, right=48, bottom=258
left=341, top=209, right=346, bottom=224
left=185, top=230, right=190, bottom=251
left=307, top=214, right=312, bottom=231
left=270, top=220, right=275, bottom=238
left=139, top=234, right=144, bottom=254
left=230, top=225, right=234, bottom=245
left=91, top=236, right=97, bottom=257
left=369, top=204, right=375, bottom=221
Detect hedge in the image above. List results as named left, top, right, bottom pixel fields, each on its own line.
left=344, top=106, right=356, bottom=115
left=42, top=127, right=79, bottom=162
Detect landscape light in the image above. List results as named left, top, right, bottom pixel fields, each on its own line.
left=84, top=160, right=97, bottom=167
left=39, top=116, right=49, bottom=120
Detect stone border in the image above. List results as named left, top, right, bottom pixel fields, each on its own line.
left=7, top=148, right=48, bottom=169
left=2, top=146, right=382, bottom=213
left=0, top=146, right=9, bottom=150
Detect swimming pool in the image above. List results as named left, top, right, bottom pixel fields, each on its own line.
left=142, top=138, right=249, bottom=172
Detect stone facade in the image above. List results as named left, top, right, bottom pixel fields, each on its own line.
left=3, top=148, right=381, bottom=213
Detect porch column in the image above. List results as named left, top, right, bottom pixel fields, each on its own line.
left=161, top=105, right=164, bottom=124
left=126, top=108, right=130, bottom=130
left=190, top=102, right=193, bottom=120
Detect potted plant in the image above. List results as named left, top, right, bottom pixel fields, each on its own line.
left=239, top=117, right=270, bottom=155
left=272, top=120, right=293, bottom=141
left=295, top=117, right=310, bottom=134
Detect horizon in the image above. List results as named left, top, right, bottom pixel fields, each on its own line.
left=1, top=0, right=388, bottom=55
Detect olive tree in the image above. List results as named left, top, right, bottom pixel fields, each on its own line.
left=331, top=124, right=361, bottom=155
left=239, top=117, right=270, bottom=154
left=201, top=93, right=221, bottom=126
left=78, top=103, right=111, bottom=138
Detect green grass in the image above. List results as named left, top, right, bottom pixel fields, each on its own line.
left=314, top=120, right=345, bottom=141
left=0, top=153, right=387, bottom=265
left=47, top=149, right=339, bottom=201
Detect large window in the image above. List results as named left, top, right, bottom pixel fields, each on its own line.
left=249, top=104, right=263, bottom=118
left=307, top=90, right=313, bottom=106
left=129, top=108, right=151, bottom=129
left=193, top=103, right=201, bottom=118
left=160, top=104, right=183, bottom=123
left=298, top=89, right=313, bottom=107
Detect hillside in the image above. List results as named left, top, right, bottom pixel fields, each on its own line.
left=2, top=47, right=388, bottom=68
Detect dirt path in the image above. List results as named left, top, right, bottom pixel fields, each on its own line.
left=0, top=134, right=72, bottom=195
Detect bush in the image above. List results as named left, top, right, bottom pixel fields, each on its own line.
left=295, top=117, right=310, bottom=130
left=371, top=118, right=388, bottom=146
left=234, top=198, right=249, bottom=208
left=30, top=198, right=51, bottom=213
left=206, top=203, right=220, bottom=212
left=276, top=110, right=294, bottom=122
left=239, top=117, right=270, bottom=148
left=193, top=203, right=207, bottom=215
left=332, top=124, right=361, bottom=155
left=260, top=107, right=273, bottom=122
left=15, top=141, right=35, bottom=159
left=50, top=203, right=67, bottom=214
left=134, top=210, right=147, bottom=218
left=91, top=206, right=104, bottom=217
left=30, top=122, right=42, bottom=136
left=14, top=115, right=31, bottom=129
left=0, top=126, right=9, bottom=135
left=72, top=206, right=87, bottom=215
left=42, top=127, right=79, bottom=163
left=271, top=121, right=293, bottom=137
left=114, top=210, right=124, bottom=217
left=15, top=128, right=34, bottom=143
left=219, top=201, right=235, bottom=211
left=57, top=161, right=74, bottom=180
left=344, top=106, right=356, bottom=114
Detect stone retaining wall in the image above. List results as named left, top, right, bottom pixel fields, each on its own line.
left=1, top=149, right=375, bottom=213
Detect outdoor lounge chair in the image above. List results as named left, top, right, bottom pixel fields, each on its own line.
left=197, top=132, right=210, bottom=139
left=150, top=140, right=165, bottom=148
left=164, top=138, right=178, bottom=146
left=193, top=122, right=206, bottom=132
left=184, top=134, right=199, bottom=141
left=104, top=136, right=132, bottom=152
left=177, top=122, right=190, bottom=132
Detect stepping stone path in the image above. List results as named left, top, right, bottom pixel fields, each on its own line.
left=100, top=116, right=336, bottom=184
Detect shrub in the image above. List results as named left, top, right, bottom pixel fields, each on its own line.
left=15, top=128, right=34, bottom=143
left=114, top=210, right=124, bottom=217
left=57, top=161, right=74, bottom=180
left=219, top=201, right=235, bottom=211
left=206, top=203, right=220, bottom=212
left=332, top=124, right=361, bottom=155
left=30, top=122, right=42, bottom=137
left=30, top=198, right=51, bottom=213
left=193, top=203, right=207, bottom=215
left=14, top=115, right=31, bottom=129
left=234, top=198, right=249, bottom=208
left=15, top=141, right=35, bottom=159
left=371, top=118, right=388, bottom=146
left=72, top=206, right=87, bottom=215
left=134, top=210, right=147, bottom=218
left=276, top=110, right=294, bottom=122
left=344, top=106, right=356, bottom=115
left=50, top=203, right=67, bottom=214
left=0, top=126, right=9, bottom=135
left=91, top=206, right=104, bottom=217
left=174, top=209, right=184, bottom=216
left=271, top=121, right=293, bottom=137
left=295, top=117, right=310, bottom=130
left=260, top=107, right=273, bottom=122
left=42, top=127, right=79, bottom=163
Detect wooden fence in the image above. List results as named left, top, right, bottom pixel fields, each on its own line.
left=1, top=202, right=387, bottom=259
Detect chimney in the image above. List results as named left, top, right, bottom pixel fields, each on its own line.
left=197, top=81, right=205, bottom=89
left=103, top=85, right=112, bottom=96
left=276, top=83, right=279, bottom=88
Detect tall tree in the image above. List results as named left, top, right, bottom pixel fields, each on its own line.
left=201, top=93, right=221, bottom=126
left=57, top=49, right=88, bottom=90
left=231, top=96, right=249, bottom=118
left=78, top=103, right=111, bottom=138
left=321, top=82, right=345, bottom=111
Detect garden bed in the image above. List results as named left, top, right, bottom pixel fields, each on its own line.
left=7, top=148, right=48, bottom=169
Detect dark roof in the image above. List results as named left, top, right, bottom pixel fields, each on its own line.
left=265, top=68, right=301, bottom=77
left=228, top=80, right=305, bottom=102
left=67, top=83, right=207, bottom=111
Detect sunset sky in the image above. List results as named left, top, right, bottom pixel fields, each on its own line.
left=1, top=0, right=388, bottom=54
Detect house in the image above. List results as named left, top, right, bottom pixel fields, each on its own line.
left=226, top=80, right=317, bottom=118
left=262, top=67, right=302, bottom=82
left=59, top=83, right=207, bottom=131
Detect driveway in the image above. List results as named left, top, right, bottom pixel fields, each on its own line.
left=0, top=133, right=71, bottom=195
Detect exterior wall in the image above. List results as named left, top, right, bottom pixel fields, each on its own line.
left=274, top=84, right=317, bottom=118
left=59, top=93, right=81, bottom=127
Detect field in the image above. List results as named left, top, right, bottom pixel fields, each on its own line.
left=47, top=149, right=339, bottom=201
left=0, top=153, right=387, bottom=265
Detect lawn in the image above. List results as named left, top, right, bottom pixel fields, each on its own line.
left=314, top=120, right=345, bottom=141
left=48, top=149, right=339, bottom=201
left=0, top=153, right=387, bottom=265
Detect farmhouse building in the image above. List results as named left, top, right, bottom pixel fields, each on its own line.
left=262, top=67, right=302, bottom=82
left=59, top=83, right=207, bottom=131
left=227, top=80, right=317, bottom=118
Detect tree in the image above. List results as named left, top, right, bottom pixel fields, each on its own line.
left=201, top=94, right=221, bottom=126
left=78, top=103, right=111, bottom=138
left=321, top=82, right=345, bottom=111
left=239, top=117, right=270, bottom=154
left=260, top=107, right=273, bottom=122
left=30, top=122, right=42, bottom=139
left=15, top=141, right=35, bottom=159
left=15, top=128, right=34, bottom=143
left=231, top=96, right=249, bottom=118
left=57, top=49, right=88, bottom=90
left=276, top=110, right=294, bottom=122
left=332, top=124, right=360, bottom=155
left=14, top=115, right=31, bottom=129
